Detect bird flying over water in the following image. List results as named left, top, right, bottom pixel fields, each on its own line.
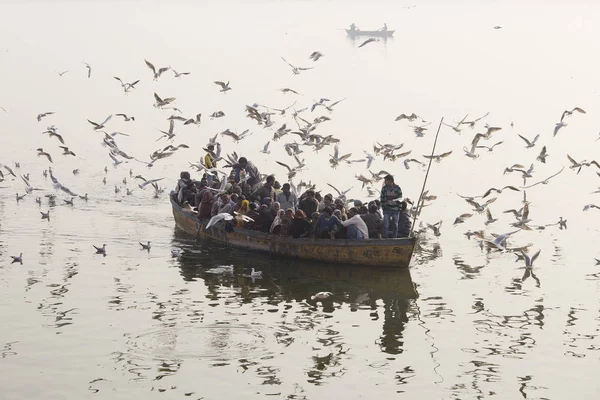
left=37, top=112, right=54, bottom=122
left=309, top=51, right=324, bottom=61
left=88, top=115, right=112, bottom=130
left=83, top=62, right=92, bottom=78
left=358, top=38, right=378, bottom=48
left=281, top=57, right=313, bottom=75
left=214, top=81, right=231, bottom=93
left=144, top=59, right=169, bottom=80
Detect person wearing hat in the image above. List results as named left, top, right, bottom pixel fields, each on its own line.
left=380, top=174, right=403, bottom=238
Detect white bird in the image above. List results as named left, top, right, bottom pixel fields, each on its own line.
left=206, top=212, right=234, bottom=229
left=153, top=92, right=176, bottom=108
left=144, top=59, right=169, bottom=80
left=214, top=81, right=231, bottom=93
left=260, top=141, right=271, bottom=154
left=484, top=208, right=497, bottom=225
left=281, top=57, right=313, bottom=75
left=171, top=68, right=191, bottom=78
left=553, top=121, right=567, bottom=137
left=93, top=244, right=106, bottom=254
left=138, top=177, right=165, bottom=189
left=88, top=115, right=112, bottom=130
left=485, top=230, right=521, bottom=251
left=109, top=152, right=123, bottom=167
left=518, top=134, right=540, bottom=148
left=522, top=249, right=541, bottom=268
left=250, top=268, right=262, bottom=278
left=311, top=292, right=332, bottom=301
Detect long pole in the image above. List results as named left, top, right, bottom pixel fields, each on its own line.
left=410, top=117, right=444, bottom=236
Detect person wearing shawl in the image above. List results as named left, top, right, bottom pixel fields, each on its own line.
left=270, top=209, right=286, bottom=234
left=198, top=189, right=214, bottom=220
left=290, top=209, right=311, bottom=238
left=236, top=199, right=250, bottom=227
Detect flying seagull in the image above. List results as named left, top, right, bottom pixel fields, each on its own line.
left=144, top=59, right=169, bottom=80
left=281, top=57, right=313, bottom=75
left=358, top=38, right=378, bottom=48
left=87, top=115, right=113, bottom=130
left=83, top=62, right=92, bottom=78
left=214, top=81, right=231, bottom=93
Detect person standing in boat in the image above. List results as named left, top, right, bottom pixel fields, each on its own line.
left=233, top=157, right=261, bottom=188
left=380, top=174, right=402, bottom=238
left=381, top=23, right=388, bottom=32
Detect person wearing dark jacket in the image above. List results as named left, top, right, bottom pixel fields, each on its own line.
left=290, top=210, right=311, bottom=238
left=397, top=200, right=412, bottom=238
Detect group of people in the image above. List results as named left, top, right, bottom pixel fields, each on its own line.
left=174, top=155, right=412, bottom=240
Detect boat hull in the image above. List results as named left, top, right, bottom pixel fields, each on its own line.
left=171, top=196, right=415, bottom=267
left=346, top=29, right=394, bottom=37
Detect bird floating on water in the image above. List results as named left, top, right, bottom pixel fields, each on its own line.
left=93, top=244, right=106, bottom=254
left=11, top=253, right=23, bottom=264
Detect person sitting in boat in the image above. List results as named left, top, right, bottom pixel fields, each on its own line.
left=341, top=207, right=369, bottom=240
left=276, top=183, right=298, bottom=212
left=298, top=190, right=319, bottom=221
left=270, top=201, right=281, bottom=218
left=361, top=202, right=383, bottom=238
left=270, top=209, right=287, bottom=235
left=198, top=189, right=214, bottom=220
left=176, top=171, right=196, bottom=204
left=290, top=209, right=311, bottom=238
left=397, top=200, right=412, bottom=238
left=243, top=202, right=260, bottom=229
left=236, top=199, right=250, bottom=227
left=250, top=175, right=275, bottom=203
left=313, top=206, right=342, bottom=239
left=350, top=23, right=358, bottom=31
left=254, top=204, right=274, bottom=233
left=211, top=193, right=229, bottom=217
left=219, top=193, right=238, bottom=214
left=381, top=23, right=388, bottom=32
left=318, top=193, right=334, bottom=212
left=233, top=157, right=261, bottom=188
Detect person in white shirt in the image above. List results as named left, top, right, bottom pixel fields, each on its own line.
left=341, top=207, right=369, bottom=239
left=276, top=183, right=298, bottom=211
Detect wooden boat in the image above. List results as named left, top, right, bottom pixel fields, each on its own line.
left=346, top=29, right=394, bottom=37
left=171, top=194, right=416, bottom=268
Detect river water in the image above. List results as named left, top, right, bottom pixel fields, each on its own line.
left=1, top=1, right=599, bottom=399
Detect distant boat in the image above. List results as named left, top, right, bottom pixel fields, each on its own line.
left=346, top=29, right=394, bottom=37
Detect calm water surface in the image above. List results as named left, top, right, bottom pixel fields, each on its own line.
left=1, top=1, right=600, bottom=399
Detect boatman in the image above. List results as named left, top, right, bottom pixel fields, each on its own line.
left=350, top=23, right=358, bottom=31
left=382, top=23, right=388, bottom=32
left=380, top=174, right=402, bottom=239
